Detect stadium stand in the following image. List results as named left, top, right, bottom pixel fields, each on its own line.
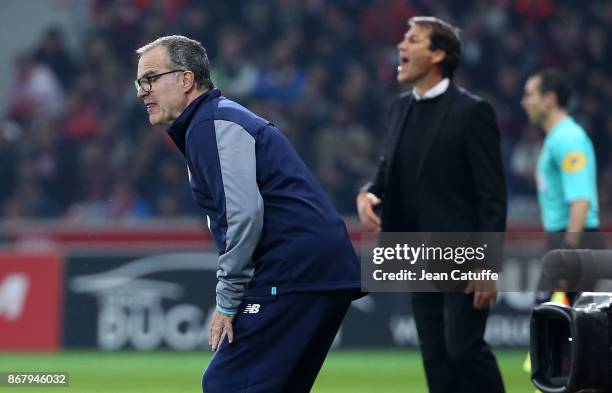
left=1, top=0, right=610, bottom=225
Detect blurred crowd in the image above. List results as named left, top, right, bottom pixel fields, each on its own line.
left=1, top=0, right=611, bottom=222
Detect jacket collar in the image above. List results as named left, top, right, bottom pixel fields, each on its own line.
left=167, top=88, right=221, bottom=155
left=412, top=78, right=450, bottom=101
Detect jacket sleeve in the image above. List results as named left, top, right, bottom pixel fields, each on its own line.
left=187, top=119, right=263, bottom=314
left=464, top=100, right=507, bottom=232
left=360, top=98, right=399, bottom=198
left=360, top=155, right=386, bottom=198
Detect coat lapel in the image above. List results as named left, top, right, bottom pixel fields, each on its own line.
left=384, top=93, right=413, bottom=188
left=415, top=83, right=457, bottom=183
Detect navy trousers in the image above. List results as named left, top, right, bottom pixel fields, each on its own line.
left=202, top=290, right=356, bottom=393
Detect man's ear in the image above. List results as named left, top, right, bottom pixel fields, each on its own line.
left=544, top=91, right=558, bottom=109
left=182, top=71, right=196, bottom=92
left=431, top=49, right=446, bottom=67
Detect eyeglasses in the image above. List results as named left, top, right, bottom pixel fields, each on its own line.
left=134, top=69, right=186, bottom=92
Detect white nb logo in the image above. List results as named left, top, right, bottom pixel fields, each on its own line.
left=243, top=304, right=260, bottom=314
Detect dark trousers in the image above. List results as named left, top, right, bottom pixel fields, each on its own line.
left=203, top=290, right=355, bottom=393
left=411, top=292, right=505, bottom=393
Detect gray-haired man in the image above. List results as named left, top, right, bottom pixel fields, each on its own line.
left=135, top=35, right=362, bottom=392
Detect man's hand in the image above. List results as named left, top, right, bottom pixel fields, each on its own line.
left=465, top=273, right=497, bottom=310
left=209, top=309, right=235, bottom=351
left=357, top=192, right=382, bottom=232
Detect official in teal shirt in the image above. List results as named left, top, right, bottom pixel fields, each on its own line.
left=536, top=116, right=599, bottom=231
left=522, top=69, right=600, bottom=246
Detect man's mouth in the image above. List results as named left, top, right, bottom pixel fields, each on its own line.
left=145, top=103, right=156, bottom=112
left=398, top=55, right=410, bottom=71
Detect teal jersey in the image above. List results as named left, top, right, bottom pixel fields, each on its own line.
left=536, top=116, right=599, bottom=232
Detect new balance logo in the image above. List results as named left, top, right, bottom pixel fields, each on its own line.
left=243, top=304, right=260, bottom=314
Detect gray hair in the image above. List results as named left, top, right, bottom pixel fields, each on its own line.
left=136, top=35, right=214, bottom=90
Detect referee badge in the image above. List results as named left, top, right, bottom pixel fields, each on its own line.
left=561, top=151, right=586, bottom=173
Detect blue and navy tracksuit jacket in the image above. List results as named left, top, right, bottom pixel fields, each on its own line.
left=167, top=89, right=361, bottom=314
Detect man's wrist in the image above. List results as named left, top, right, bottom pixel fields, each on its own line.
left=216, top=305, right=238, bottom=315
left=563, top=232, right=583, bottom=248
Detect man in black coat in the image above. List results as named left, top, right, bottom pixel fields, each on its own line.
left=357, top=16, right=506, bottom=393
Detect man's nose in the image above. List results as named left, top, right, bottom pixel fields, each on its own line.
left=136, top=86, right=148, bottom=98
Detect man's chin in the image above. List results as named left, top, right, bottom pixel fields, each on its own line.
left=397, top=74, right=413, bottom=85
left=148, top=115, right=162, bottom=126
left=524, top=113, right=537, bottom=125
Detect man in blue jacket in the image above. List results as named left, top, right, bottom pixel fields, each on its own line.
left=135, top=35, right=362, bottom=392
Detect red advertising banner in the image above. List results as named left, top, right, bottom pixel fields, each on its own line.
left=0, top=253, right=63, bottom=350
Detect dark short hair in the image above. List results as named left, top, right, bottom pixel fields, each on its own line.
left=136, top=35, right=214, bottom=90
left=534, top=69, right=572, bottom=109
left=409, top=16, right=462, bottom=78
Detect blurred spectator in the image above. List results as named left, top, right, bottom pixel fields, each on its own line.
left=7, top=54, right=63, bottom=124
left=252, top=37, right=307, bottom=105
left=152, top=157, right=195, bottom=217
left=212, top=27, right=258, bottom=99
left=35, top=27, right=78, bottom=89
left=106, top=180, right=153, bottom=219
left=171, top=5, right=215, bottom=55
left=62, top=88, right=100, bottom=141
left=361, top=0, right=415, bottom=45
left=3, top=178, right=58, bottom=218
left=314, top=104, right=375, bottom=213
left=0, top=121, right=21, bottom=205
left=509, top=125, right=541, bottom=196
